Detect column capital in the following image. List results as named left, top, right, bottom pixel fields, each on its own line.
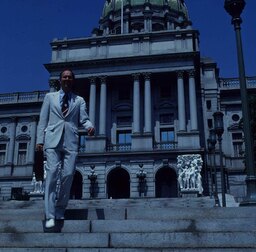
left=176, top=71, right=184, bottom=78
left=132, top=73, right=140, bottom=81
left=99, top=76, right=107, bottom=83
left=88, top=77, right=96, bottom=84
left=143, top=72, right=151, bottom=81
left=188, top=69, right=196, bottom=77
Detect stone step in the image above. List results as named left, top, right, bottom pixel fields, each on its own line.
left=126, top=206, right=256, bottom=220
left=0, top=232, right=255, bottom=249
left=1, top=218, right=255, bottom=234
left=1, top=206, right=255, bottom=221
left=91, top=218, right=256, bottom=233
left=0, top=197, right=216, bottom=210
left=0, top=198, right=255, bottom=251
left=1, top=249, right=256, bottom=252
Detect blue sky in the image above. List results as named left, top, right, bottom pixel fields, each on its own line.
left=0, top=0, right=255, bottom=94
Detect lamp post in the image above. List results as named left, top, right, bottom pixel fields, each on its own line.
left=207, top=137, right=214, bottom=198
left=207, top=129, right=219, bottom=206
left=224, top=0, right=256, bottom=206
left=213, top=111, right=226, bottom=207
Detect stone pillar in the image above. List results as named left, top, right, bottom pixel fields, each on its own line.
left=89, top=77, right=96, bottom=126
left=144, top=19, right=148, bottom=32
left=99, top=76, right=107, bottom=136
left=27, top=116, right=38, bottom=164
left=189, top=70, right=198, bottom=130
left=143, top=4, right=153, bottom=32
left=133, top=74, right=140, bottom=134
left=124, top=10, right=130, bottom=34
left=177, top=71, right=186, bottom=131
left=7, top=117, right=17, bottom=165
left=144, top=73, right=152, bottom=133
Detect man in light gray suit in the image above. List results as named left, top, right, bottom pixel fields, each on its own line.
left=36, top=69, right=94, bottom=230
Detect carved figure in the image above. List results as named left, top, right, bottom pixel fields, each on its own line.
left=177, top=154, right=203, bottom=194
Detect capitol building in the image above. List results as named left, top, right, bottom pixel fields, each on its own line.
left=0, top=0, right=255, bottom=203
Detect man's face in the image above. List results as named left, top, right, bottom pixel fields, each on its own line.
left=60, top=70, right=74, bottom=92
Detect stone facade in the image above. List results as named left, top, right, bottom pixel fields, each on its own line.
left=0, top=0, right=255, bottom=202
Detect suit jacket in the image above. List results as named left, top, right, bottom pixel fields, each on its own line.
left=36, top=91, right=93, bottom=151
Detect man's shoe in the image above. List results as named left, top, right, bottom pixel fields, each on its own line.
left=45, top=218, right=55, bottom=228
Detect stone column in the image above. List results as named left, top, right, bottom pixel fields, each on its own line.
left=144, top=73, right=152, bottom=133
left=177, top=71, right=186, bottom=131
left=89, top=77, right=96, bottom=126
left=133, top=74, right=140, bottom=134
left=27, top=116, right=38, bottom=164
left=189, top=70, right=198, bottom=130
left=7, top=117, right=17, bottom=165
left=99, top=76, right=107, bottom=136
left=124, top=11, right=130, bottom=34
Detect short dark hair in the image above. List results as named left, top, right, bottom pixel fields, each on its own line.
left=59, top=69, right=75, bottom=80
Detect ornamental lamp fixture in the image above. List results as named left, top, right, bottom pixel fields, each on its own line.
left=224, top=0, right=245, bottom=20
left=213, top=111, right=224, bottom=137
left=208, top=129, right=217, bottom=152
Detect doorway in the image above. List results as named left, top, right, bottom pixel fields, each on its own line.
left=107, top=167, right=130, bottom=199
left=155, top=167, right=178, bottom=198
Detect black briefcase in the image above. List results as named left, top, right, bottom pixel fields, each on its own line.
left=34, top=150, right=44, bottom=181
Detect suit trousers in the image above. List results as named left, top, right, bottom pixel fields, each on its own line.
left=44, top=143, right=78, bottom=219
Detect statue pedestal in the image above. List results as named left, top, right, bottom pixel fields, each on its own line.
left=180, top=190, right=199, bottom=198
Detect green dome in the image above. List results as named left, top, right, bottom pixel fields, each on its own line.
left=102, top=0, right=189, bottom=19
left=96, top=0, right=190, bottom=36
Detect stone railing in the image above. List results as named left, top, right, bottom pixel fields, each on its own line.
left=219, top=77, right=256, bottom=89
left=0, top=91, right=47, bottom=104
left=106, top=143, right=132, bottom=152
left=154, top=141, right=178, bottom=150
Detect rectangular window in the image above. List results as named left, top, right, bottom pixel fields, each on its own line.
left=0, top=144, right=6, bottom=165
left=233, top=142, right=243, bottom=157
left=232, top=133, right=243, bottom=157
left=206, top=100, right=212, bottom=110
left=160, top=129, right=174, bottom=142
left=207, top=119, right=213, bottom=129
left=117, top=130, right=131, bottom=144
left=17, top=143, right=27, bottom=165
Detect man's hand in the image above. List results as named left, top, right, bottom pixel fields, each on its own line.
left=87, top=127, right=95, bottom=136
left=36, top=144, right=44, bottom=152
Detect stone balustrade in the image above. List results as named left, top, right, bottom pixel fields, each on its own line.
left=219, top=76, right=256, bottom=89
left=0, top=91, right=47, bottom=104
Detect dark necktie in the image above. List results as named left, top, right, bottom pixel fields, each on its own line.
left=62, top=93, right=69, bottom=116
